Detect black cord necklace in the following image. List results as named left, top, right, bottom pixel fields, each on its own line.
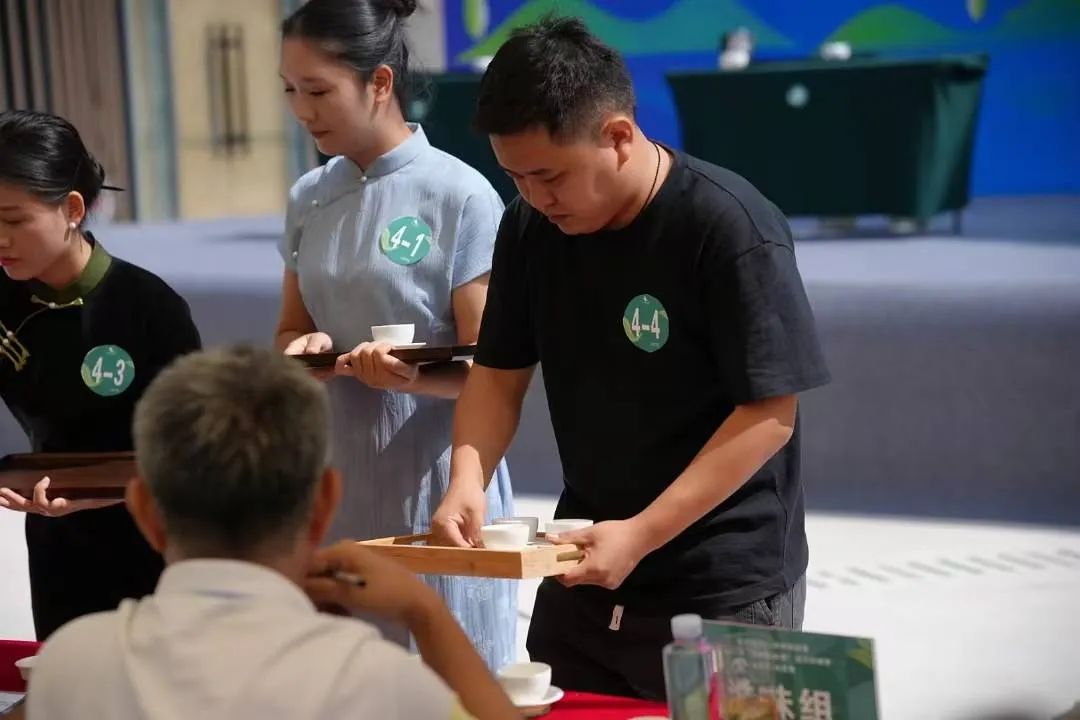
left=630, top=141, right=663, bottom=226
left=648, top=140, right=662, bottom=201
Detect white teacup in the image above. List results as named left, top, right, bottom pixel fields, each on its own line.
left=496, top=661, right=551, bottom=706
left=545, top=518, right=593, bottom=536
left=480, top=523, right=530, bottom=550
left=371, top=324, right=415, bottom=345
left=819, top=41, right=852, bottom=61
left=719, top=48, right=750, bottom=71
left=15, top=655, right=35, bottom=681
left=494, top=517, right=539, bottom=542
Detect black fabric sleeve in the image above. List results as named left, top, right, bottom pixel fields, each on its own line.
left=703, top=220, right=830, bottom=405
left=475, top=200, right=538, bottom=369
left=144, top=281, right=202, bottom=374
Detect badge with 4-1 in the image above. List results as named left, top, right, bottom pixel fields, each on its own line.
left=380, top=216, right=433, bottom=266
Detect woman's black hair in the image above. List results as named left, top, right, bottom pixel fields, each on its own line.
left=282, top=0, right=418, bottom=107
left=0, top=109, right=107, bottom=221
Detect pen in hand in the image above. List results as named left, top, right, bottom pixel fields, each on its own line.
left=328, top=570, right=366, bottom=587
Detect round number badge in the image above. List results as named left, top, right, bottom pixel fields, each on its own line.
left=81, top=345, right=135, bottom=397
left=622, top=294, right=669, bottom=353
left=380, top=216, right=433, bottom=266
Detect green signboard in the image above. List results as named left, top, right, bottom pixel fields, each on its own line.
left=704, top=622, right=879, bottom=720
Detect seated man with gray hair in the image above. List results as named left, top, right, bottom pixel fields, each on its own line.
left=26, top=346, right=516, bottom=720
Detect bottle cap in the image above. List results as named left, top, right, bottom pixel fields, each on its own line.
left=671, top=613, right=703, bottom=641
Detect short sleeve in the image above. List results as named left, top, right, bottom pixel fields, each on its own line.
left=156, top=288, right=201, bottom=356
left=27, top=615, right=117, bottom=719
left=704, top=232, right=830, bottom=405
left=391, top=653, right=459, bottom=719
left=334, top=639, right=459, bottom=718
left=140, top=276, right=202, bottom=375
left=475, top=200, right=538, bottom=369
left=452, top=186, right=504, bottom=289
left=280, top=169, right=322, bottom=272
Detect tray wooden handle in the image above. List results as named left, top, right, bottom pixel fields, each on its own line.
left=0, top=453, right=135, bottom=501
left=361, top=533, right=430, bottom=546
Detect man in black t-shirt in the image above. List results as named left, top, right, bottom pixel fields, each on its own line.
left=431, top=18, right=830, bottom=700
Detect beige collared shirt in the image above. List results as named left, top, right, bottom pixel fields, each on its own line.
left=27, top=559, right=471, bottom=719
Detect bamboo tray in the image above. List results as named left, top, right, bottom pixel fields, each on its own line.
left=358, top=533, right=584, bottom=579
left=0, top=452, right=135, bottom=500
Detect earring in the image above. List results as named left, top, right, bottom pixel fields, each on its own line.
left=68, top=221, right=77, bottom=231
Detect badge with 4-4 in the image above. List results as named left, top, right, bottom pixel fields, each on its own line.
left=81, top=345, right=135, bottom=397
left=622, top=294, right=669, bottom=352
left=380, top=216, right=433, bottom=266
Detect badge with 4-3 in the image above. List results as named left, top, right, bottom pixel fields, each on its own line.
left=380, top=216, right=433, bottom=266
left=622, top=294, right=669, bottom=352
left=81, top=345, right=135, bottom=397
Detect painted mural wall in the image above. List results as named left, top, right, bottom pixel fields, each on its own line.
left=444, top=0, right=1080, bottom=196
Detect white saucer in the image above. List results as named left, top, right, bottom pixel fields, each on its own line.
left=515, top=686, right=564, bottom=715
left=393, top=342, right=427, bottom=349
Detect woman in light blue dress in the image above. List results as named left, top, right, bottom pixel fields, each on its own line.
left=274, top=0, right=515, bottom=670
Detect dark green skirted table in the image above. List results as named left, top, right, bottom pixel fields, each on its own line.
left=667, top=55, right=988, bottom=225
left=406, top=73, right=518, bottom=203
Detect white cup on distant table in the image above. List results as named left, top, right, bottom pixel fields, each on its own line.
left=371, top=324, right=414, bottom=345
left=719, top=48, right=750, bottom=71
left=480, top=523, right=530, bottom=550
left=544, top=518, right=593, bottom=536
left=496, top=662, right=552, bottom=706
left=819, top=41, right=852, bottom=61
left=494, top=517, right=539, bottom=542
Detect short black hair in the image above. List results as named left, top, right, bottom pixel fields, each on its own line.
left=282, top=0, right=417, bottom=107
left=474, top=16, right=636, bottom=139
left=0, top=110, right=106, bottom=221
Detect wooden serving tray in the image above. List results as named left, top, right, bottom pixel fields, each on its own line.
left=358, top=533, right=584, bottom=579
left=0, top=452, right=135, bottom=500
left=391, top=344, right=477, bottom=364
left=296, top=344, right=477, bottom=370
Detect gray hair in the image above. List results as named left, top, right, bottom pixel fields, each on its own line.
left=133, top=345, right=329, bottom=558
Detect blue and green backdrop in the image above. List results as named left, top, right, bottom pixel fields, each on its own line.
left=445, top=0, right=1080, bottom=196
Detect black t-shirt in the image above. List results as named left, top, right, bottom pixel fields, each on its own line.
left=477, top=151, right=830, bottom=614
left=0, top=238, right=201, bottom=452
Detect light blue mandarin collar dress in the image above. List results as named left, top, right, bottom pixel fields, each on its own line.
left=280, top=125, right=516, bottom=670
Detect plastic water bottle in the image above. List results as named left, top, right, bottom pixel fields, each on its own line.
left=662, top=613, right=720, bottom=720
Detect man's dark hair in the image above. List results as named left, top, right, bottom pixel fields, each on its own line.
left=474, top=16, right=636, bottom=139
left=133, top=346, right=330, bottom=559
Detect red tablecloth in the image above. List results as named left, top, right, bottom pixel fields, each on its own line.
left=546, top=691, right=668, bottom=719
left=0, top=641, right=40, bottom=693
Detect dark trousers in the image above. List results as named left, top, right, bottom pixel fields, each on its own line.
left=526, top=576, right=806, bottom=701
left=26, top=504, right=163, bottom=639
